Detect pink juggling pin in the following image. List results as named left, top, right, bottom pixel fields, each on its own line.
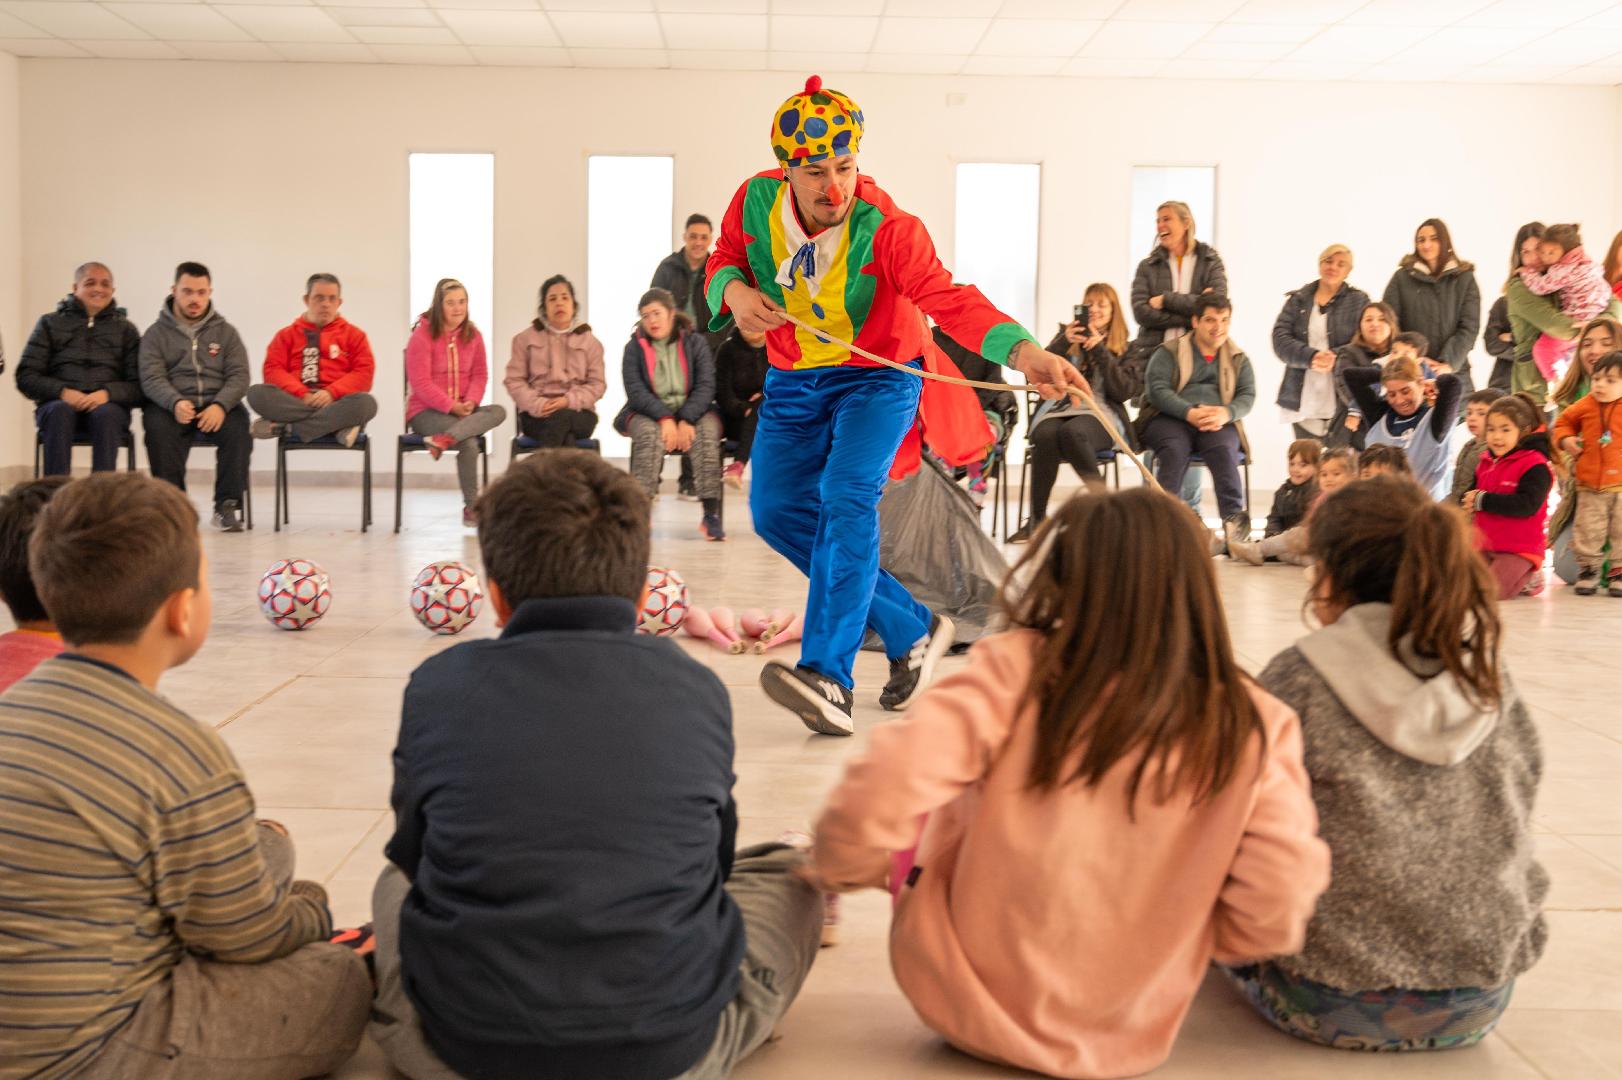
left=765, top=607, right=796, bottom=638
left=682, top=606, right=737, bottom=653
left=709, top=606, right=748, bottom=654
left=740, top=608, right=771, bottom=640
left=755, top=613, right=802, bottom=654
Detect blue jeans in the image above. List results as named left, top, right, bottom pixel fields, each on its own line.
left=750, top=363, right=931, bottom=689
left=36, top=400, right=129, bottom=475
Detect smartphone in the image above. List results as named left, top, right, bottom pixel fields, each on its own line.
left=1073, top=303, right=1089, bottom=328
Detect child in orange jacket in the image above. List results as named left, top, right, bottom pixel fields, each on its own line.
left=1552, top=350, right=1622, bottom=595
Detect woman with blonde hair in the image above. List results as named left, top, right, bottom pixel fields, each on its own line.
left=1274, top=244, right=1369, bottom=440
left=1125, top=201, right=1229, bottom=370
left=1009, top=282, right=1135, bottom=543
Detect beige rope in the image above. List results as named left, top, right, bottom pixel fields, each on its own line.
left=780, top=312, right=1161, bottom=491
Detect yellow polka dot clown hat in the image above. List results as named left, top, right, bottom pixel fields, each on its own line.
left=772, top=75, right=864, bottom=168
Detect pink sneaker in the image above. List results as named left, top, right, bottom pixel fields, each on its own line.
left=425, top=433, right=455, bottom=460
left=724, top=461, right=745, bottom=489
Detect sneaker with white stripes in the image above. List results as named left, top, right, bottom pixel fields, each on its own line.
left=879, top=613, right=955, bottom=712
left=761, top=661, right=854, bottom=736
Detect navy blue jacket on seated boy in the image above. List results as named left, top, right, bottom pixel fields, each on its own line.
left=369, top=448, right=823, bottom=1080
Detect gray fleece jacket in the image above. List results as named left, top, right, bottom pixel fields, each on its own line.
left=138, top=299, right=250, bottom=414
left=1258, top=603, right=1547, bottom=992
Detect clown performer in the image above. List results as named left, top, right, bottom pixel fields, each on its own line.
left=706, top=76, right=1089, bottom=737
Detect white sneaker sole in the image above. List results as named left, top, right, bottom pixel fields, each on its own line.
left=885, top=614, right=956, bottom=713
left=760, top=665, right=854, bottom=737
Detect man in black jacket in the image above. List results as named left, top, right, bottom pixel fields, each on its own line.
left=16, top=262, right=141, bottom=476
left=139, top=262, right=253, bottom=532
left=369, top=450, right=822, bottom=1080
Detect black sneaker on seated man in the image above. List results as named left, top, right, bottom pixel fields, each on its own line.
left=211, top=498, right=244, bottom=533
left=761, top=661, right=854, bottom=737
left=879, top=612, right=955, bottom=712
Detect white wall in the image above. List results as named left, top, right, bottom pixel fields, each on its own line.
left=0, top=53, right=22, bottom=481
left=13, top=59, right=1622, bottom=489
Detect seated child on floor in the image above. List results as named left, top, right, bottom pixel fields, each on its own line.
left=1240, top=476, right=1546, bottom=1052
left=807, top=488, right=1330, bottom=1080
left=1264, top=439, right=1320, bottom=537
left=1231, top=447, right=1354, bottom=566
left=0, top=473, right=369, bottom=1080
left=1358, top=443, right=1412, bottom=480
left=1465, top=396, right=1553, bottom=600
left=1551, top=349, right=1622, bottom=596
left=1451, top=388, right=1506, bottom=505
left=368, top=449, right=822, bottom=1080
left=0, top=476, right=69, bottom=693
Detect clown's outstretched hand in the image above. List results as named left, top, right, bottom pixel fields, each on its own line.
left=1010, top=340, right=1092, bottom=402
left=723, top=280, right=788, bottom=335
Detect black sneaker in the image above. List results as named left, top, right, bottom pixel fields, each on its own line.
left=211, top=500, right=244, bottom=533
left=1007, top=520, right=1040, bottom=544
left=879, top=613, right=956, bottom=712
left=1575, top=570, right=1599, bottom=596
left=1610, top=576, right=1622, bottom=598
left=701, top=513, right=726, bottom=541
left=677, top=477, right=699, bottom=501
left=761, top=661, right=854, bottom=736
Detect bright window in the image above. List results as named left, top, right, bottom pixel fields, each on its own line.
left=953, top=162, right=1040, bottom=333
left=1128, top=165, right=1217, bottom=280
left=408, top=153, right=495, bottom=402
left=588, top=155, right=674, bottom=458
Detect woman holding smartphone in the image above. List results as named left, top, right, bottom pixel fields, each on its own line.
left=1009, top=283, right=1136, bottom=543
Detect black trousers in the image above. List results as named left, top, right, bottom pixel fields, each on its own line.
left=36, top=400, right=129, bottom=475
left=518, top=408, right=598, bottom=448
left=1027, top=414, right=1110, bottom=520
left=719, top=405, right=760, bottom=464
left=142, top=403, right=251, bottom=508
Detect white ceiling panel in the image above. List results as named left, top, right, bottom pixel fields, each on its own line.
left=173, top=38, right=277, bottom=57
left=872, top=16, right=987, bottom=53
left=0, top=2, right=147, bottom=39
left=1078, top=19, right=1212, bottom=58
left=658, top=11, right=765, bottom=50
left=548, top=10, right=660, bottom=48
left=326, top=7, right=443, bottom=27
left=218, top=4, right=352, bottom=40
left=975, top=18, right=1100, bottom=57
left=438, top=9, right=556, bottom=46
left=468, top=43, right=566, bottom=64
left=0, top=0, right=1613, bottom=86
left=102, top=3, right=250, bottom=39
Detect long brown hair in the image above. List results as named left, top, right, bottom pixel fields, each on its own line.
left=1402, top=217, right=1463, bottom=276
left=1308, top=477, right=1502, bottom=710
left=424, top=278, right=477, bottom=344
left=1350, top=300, right=1399, bottom=353
left=1080, top=282, right=1130, bottom=356
left=1553, top=315, right=1622, bottom=407
left=1002, top=489, right=1263, bottom=811
left=1604, top=228, right=1622, bottom=288
left=1504, top=221, right=1547, bottom=293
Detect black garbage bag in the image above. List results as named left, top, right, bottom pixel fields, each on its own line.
left=867, top=455, right=1009, bottom=650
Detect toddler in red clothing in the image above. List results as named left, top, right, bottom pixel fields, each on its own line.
left=1464, top=397, right=1552, bottom=599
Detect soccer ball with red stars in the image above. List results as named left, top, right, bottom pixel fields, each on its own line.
left=638, top=566, right=689, bottom=636
left=258, top=559, right=332, bottom=631
left=410, top=561, right=484, bottom=636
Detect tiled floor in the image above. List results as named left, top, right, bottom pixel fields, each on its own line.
left=76, top=476, right=1622, bottom=1078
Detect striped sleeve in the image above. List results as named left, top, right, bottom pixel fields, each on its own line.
left=704, top=177, right=757, bottom=333
left=153, top=771, right=331, bottom=962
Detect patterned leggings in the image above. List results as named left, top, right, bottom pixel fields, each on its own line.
left=627, top=412, right=722, bottom=501
left=1223, top=963, right=1514, bottom=1052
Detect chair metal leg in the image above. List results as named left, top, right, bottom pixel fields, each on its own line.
left=125, top=438, right=135, bottom=472
left=274, top=445, right=284, bottom=532
left=1015, top=447, right=1030, bottom=532
left=244, top=480, right=254, bottom=531
left=481, top=445, right=489, bottom=489
left=34, top=439, right=41, bottom=480
left=362, top=440, right=372, bottom=532
left=394, top=444, right=404, bottom=534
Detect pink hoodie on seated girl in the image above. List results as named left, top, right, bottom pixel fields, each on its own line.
left=813, top=629, right=1331, bottom=1080
left=405, top=316, right=488, bottom=422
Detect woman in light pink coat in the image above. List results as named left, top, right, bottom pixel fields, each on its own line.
left=810, top=488, right=1331, bottom=1080
left=505, top=275, right=606, bottom=450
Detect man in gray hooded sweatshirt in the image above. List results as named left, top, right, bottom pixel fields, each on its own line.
left=139, top=261, right=251, bottom=532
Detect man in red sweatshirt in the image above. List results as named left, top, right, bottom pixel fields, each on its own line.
left=247, top=273, right=378, bottom=446
left=706, top=77, right=1086, bottom=737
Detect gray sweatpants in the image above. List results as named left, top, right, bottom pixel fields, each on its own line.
left=75, top=826, right=372, bottom=1080
left=407, top=405, right=507, bottom=506
left=246, top=384, right=379, bottom=443
left=369, top=843, right=823, bottom=1080
left=628, top=412, right=722, bottom=501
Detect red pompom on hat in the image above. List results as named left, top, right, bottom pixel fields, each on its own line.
left=803, top=75, right=822, bottom=95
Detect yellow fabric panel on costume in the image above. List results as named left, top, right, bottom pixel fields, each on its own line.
left=767, top=185, right=856, bottom=370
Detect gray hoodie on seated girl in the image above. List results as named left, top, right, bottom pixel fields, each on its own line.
left=1259, top=602, right=1547, bottom=992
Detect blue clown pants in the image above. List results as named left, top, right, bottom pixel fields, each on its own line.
left=749, top=362, right=932, bottom=690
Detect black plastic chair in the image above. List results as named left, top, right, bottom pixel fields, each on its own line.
left=395, top=431, right=489, bottom=533
left=1012, top=404, right=1122, bottom=537
left=1188, top=449, right=1252, bottom=515
left=274, top=432, right=372, bottom=532
left=33, top=428, right=137, bottom=477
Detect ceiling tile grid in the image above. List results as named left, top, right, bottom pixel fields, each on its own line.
left=0, top=0, right=1616, bottom=84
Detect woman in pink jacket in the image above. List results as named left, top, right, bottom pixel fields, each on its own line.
left=504, top=275, right=606, bottom=449
left=809, top=488, right=1331, bottom=1080
left=406, top=278, right=506, bottom=525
